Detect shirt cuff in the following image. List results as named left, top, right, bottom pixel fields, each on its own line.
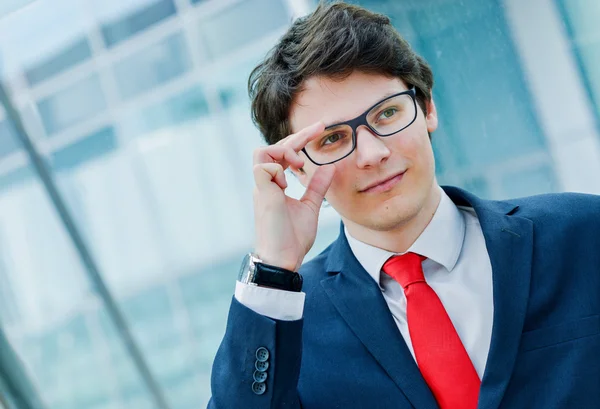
left=234, top=281, right=305, bottom=321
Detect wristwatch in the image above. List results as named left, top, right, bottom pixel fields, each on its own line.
left=238, top=253, right=303, bottom=292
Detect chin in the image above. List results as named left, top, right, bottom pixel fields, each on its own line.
left=364, top=213, right=415, bottom=232
left=361, top=196, right=421, bottom=232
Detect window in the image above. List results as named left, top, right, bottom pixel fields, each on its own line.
left=113, top=32, right=193, bottom=100
left=24, top=37, right=93, bottom=86
left=51, top=126, right=118, bottom=172
left=198, top=0, right=290, bottom=59
left=0, top=120, right=20, bottom=159
left=0, top=167, right=34, bottom=193
left=36, top=74, right=107, bottom=135
left=122, top=86, right=209, bottom=137
left=557, top=0, right=600, bottom=129
left=101, top=0, right=177, bottom=48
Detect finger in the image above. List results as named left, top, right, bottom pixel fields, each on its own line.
left=253, top=145, right=305, bottom=169
left=300, top=164, right=336, bottom=213
left=253, top=163, right=288, bottom=190
left=277, top=121, right=325, bottom=152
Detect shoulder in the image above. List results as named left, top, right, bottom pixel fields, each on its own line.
left=508, top=193, right=600, bottom=238
left=510, top=192, right=600, bottom=221
left=448, top=185, right=599, bottom=224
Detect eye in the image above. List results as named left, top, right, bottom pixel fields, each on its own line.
left=379, top=108, right=398, bottom=120
left=322, top=133, right=343, bottom=146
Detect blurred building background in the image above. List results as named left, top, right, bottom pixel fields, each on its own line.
left=0, top=0, right=599, bottom=408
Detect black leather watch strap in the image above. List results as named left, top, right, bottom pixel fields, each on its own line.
left=254, top=262, right=303, bottom=292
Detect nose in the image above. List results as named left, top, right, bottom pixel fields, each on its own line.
left=354, top=125, right=391, bottom=168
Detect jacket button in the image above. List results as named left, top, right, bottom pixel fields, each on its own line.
left=255, top=360, right=269, bottom=372
left=252, top=381, right=267, bottom=395
left=253, top=370, right=268, bottom=383
left=256, top=347, right=270, bottom=362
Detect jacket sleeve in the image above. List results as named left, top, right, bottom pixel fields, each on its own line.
left=208, top=296, right=304, bottom=409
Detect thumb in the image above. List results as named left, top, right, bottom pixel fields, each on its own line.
left=300, top=165, right=336, bottom=214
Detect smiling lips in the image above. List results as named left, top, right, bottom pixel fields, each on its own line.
left=360, top=171, right=406, bottom=193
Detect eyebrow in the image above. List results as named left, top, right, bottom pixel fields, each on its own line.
left=324, top=90, right=404, bottom=127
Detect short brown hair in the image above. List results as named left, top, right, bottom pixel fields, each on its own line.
left=248, top=1, right=434, bottom=145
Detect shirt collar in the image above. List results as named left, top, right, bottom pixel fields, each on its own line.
left=345, top=187, right=466, bottom=286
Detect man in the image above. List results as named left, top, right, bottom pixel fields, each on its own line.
left=209, top=2, right=600, bottom=408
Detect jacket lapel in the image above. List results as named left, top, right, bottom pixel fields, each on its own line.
left=444, top=186, right=533, bottom=409
left=321, top=228, right=439, bottom=409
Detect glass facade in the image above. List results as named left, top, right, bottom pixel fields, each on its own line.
left=0, top=120, right=20, bottom=159
left=112, top=33, right=193, bottom=101
left=557, top=0, right=600, bottom=129
left=0, top=1, right=599, bottom=408
left=36, top=74, right=107, bottom=135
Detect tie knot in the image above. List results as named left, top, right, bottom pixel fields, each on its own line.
left=382, top=252, right=426, bottom=289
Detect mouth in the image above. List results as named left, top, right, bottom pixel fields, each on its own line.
left=359, top=171, right=406, bottom=194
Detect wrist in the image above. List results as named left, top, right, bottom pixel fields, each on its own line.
left=254, top=251, right=301, bottom=272
left=238, top=253, right=303, bottom=292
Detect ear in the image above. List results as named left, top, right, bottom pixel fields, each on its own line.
left=425, top=97, right=438, bottom=133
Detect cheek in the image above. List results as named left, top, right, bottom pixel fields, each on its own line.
left=325, top=163, right=354, bottom=200
left=393, top=131, right=425, bottom=162
left=401, top=121, right=433, bottom=158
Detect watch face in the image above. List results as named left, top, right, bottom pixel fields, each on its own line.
left=238, top=253, right=251, bottom=281
left=238, top=253, right=259, bottom=283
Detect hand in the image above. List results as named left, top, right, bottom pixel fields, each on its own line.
left=253, top=121, right=336, bottom=272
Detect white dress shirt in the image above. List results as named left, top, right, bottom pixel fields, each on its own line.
left=235, top=188, right=494, bottom=378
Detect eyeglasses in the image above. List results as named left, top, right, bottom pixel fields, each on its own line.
left=302, top=88, right=418, bottom=166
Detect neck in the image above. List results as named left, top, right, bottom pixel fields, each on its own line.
left=343, top=183, right=442, bottom=253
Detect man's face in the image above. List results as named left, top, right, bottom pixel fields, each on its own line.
left=289, top=71, right=440, bottom=234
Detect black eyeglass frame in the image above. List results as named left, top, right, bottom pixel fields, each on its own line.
left=302, top=87, right=418, bottom=166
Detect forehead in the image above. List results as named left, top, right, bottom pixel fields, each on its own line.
left=289, top=71, right=408, bottom=133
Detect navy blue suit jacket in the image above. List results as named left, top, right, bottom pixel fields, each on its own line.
left=209, top=186, right=600, bottom=408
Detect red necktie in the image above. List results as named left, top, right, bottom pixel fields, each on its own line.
left=383, top=253, right=480, bottom=409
